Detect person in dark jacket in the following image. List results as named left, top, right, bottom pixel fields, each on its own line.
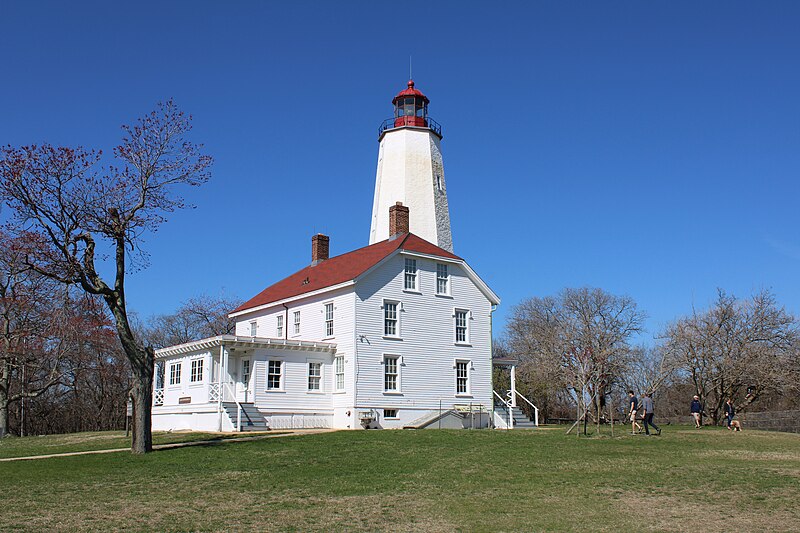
left=724, top=399, right=736, bottom=430
left=690, top=395, right=703, bottom=428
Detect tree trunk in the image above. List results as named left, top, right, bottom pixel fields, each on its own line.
left=0, top=388, right=8, bottom=438
left=129, top=355, right=153, bottom=454
left=0, top=359, right=9, bottom=438
left=106, top=292, right=155, bottom=454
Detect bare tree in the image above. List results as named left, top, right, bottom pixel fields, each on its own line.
left=503, top=287, right=646, bottom=433
left=663, top=289, right=797, bottom=424
left=0, top=231, right=72, bottom=437
left=144, top=294, right=242, bottom=349
left=0, top=101, right=212, bottom=452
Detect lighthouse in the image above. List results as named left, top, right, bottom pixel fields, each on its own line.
left=369, top=80, right=453, bottom=252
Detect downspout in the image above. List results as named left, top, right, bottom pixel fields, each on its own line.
left=282, top=303, right=289, bottom=340
left=218, top=343, right=224, bottom=431
left=353, top=291, right=359, bottom=429
left=490, top=303, right=497, bottom=428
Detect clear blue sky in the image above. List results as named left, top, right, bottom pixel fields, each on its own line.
left=2, top=2, right=799, bottom=343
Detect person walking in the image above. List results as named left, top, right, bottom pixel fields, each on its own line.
left=690, top=395, right=703, bottom=428
left=627, top=390, right=642, bottom=434
left=641, top=392, right=661, bottom=436
left=724, top=399, right=736, bottom=430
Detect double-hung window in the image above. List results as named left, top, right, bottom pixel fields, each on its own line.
left=436, top=264, right=449, bottom=295
left=308, top=362, right=322, bottom=391
left=267, top=361, right=283, bottom=390
left=334, top=355, right=345, bottom=391
left=293, top=311, right=301, bottom=335
left=404, top=258, right=417, bottom=291
left=190, top=359, right=203, bottom=383
left=455, top=360, right=469, bottom=395
left=169, top=362, right=181, bottom=385
left=384, top=355, right=399, bottom=392
left=276, top=315, right=284, bottom=337
left=455, top=309, right=469, bottom=344
left=384, top=301, right=399, bottom=337
left=324, top=303, right=334, bottom=337
left=249, top=321, right=257, bottom=337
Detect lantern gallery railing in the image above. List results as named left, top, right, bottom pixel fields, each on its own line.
left=378, top=116, right=442, bottom=138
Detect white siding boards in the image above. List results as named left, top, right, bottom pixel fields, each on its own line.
left=354, top=252, right=494, bottom=427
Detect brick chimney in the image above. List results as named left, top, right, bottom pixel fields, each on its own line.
left=389, top=202, right=410, bottom=238
left=311, top=234, right=329, bottom=265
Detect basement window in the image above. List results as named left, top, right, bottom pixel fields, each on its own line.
left=384, top=409, right=398, bottom=419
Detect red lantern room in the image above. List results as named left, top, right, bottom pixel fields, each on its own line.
left=379, top=80, right=442, bottom=139
left=393, top=80, right=429, bottom=128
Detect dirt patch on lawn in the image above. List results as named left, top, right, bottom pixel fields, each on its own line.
left=614, top=490, right=800, bottom=532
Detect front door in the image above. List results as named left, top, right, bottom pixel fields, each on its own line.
left=239, top=359, right=251, bottom=403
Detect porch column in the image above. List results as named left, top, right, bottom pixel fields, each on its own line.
left=510, top=365, right=517, bottom=408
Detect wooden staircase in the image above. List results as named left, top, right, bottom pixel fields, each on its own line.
left=222, top=402, right=269, bottom=432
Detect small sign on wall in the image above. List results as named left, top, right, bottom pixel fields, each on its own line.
left=179, top=397, right=192, bottom=404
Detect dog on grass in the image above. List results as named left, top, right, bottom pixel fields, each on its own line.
left=729, top=420, right=742, bottom=431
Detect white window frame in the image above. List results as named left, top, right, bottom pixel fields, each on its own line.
left=404, top=258, right=418, bottom=292
left=293, top=311, right=301, bottom=335
left=190, top=359, right=203, bottom=383
left=324, top=302, right=334, bottom=338
left=169, top=362, right=181, bottom=386
left=383, top=354, right=401, bottom=394
left=384, top=409, right=399, bottom=419
left=383, top=299, right=401, bottom=338
left=436, top=263, right=450, bottom=295
left=455, top=359, right=471, bottom=396
left=334, top=355, right=345, bottom=392
left=266, top=360, right=284, bottom=391
left=276, top=315, right=284, bottom=338
left=454, top=308, right=470, bottom=345
left=307, top=360, right=323, bottom=393
left=242, top=359, right=251, bottom=389
left=249, top=321, right=257, bottom=337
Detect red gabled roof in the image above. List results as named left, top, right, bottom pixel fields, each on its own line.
left=232, top=234, right=460, bottom=315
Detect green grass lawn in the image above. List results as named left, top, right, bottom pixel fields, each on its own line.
left=2, top=426, right=799, bottom=532
left=0, top=430, right=263, bottom=459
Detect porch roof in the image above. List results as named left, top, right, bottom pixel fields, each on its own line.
left=492, top=357, right=518, bottom=367
left=154, top=335, right=337, bottom=359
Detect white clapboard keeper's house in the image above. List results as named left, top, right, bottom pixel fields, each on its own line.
left=152, top=81, right=525, bottom=432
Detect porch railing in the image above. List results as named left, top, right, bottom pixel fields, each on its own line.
left=493, top=390, right=513, bottom=429
left=153, top=388, right=164, bottom=406
left=208, top=383, right=221, bottom=403
left=224, top=382, right=243, bottom=431
left=515, top=391, right=540, bottom=427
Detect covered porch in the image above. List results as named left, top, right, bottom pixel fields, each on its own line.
left=152, top=335, right=336, bottom=432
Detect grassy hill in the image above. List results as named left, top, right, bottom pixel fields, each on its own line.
left=2, top=426, right=798, bottom=532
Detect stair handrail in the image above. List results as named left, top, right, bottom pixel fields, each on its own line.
left=515, top=391, right=539, bottom=427
left=493, top=390, right=514, bottom=429
left=223, top=381, right=243, bottom=431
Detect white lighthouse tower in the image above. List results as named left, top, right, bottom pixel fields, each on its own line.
left=369, top=80, right=453, bottom=252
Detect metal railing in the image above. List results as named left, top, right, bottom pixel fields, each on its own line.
left=378, top=116, right=442, bottom=138
left=515, top=391, right=540, bottom=427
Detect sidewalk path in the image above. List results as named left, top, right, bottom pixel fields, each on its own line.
left=0, top=428, right=335, bottom=462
